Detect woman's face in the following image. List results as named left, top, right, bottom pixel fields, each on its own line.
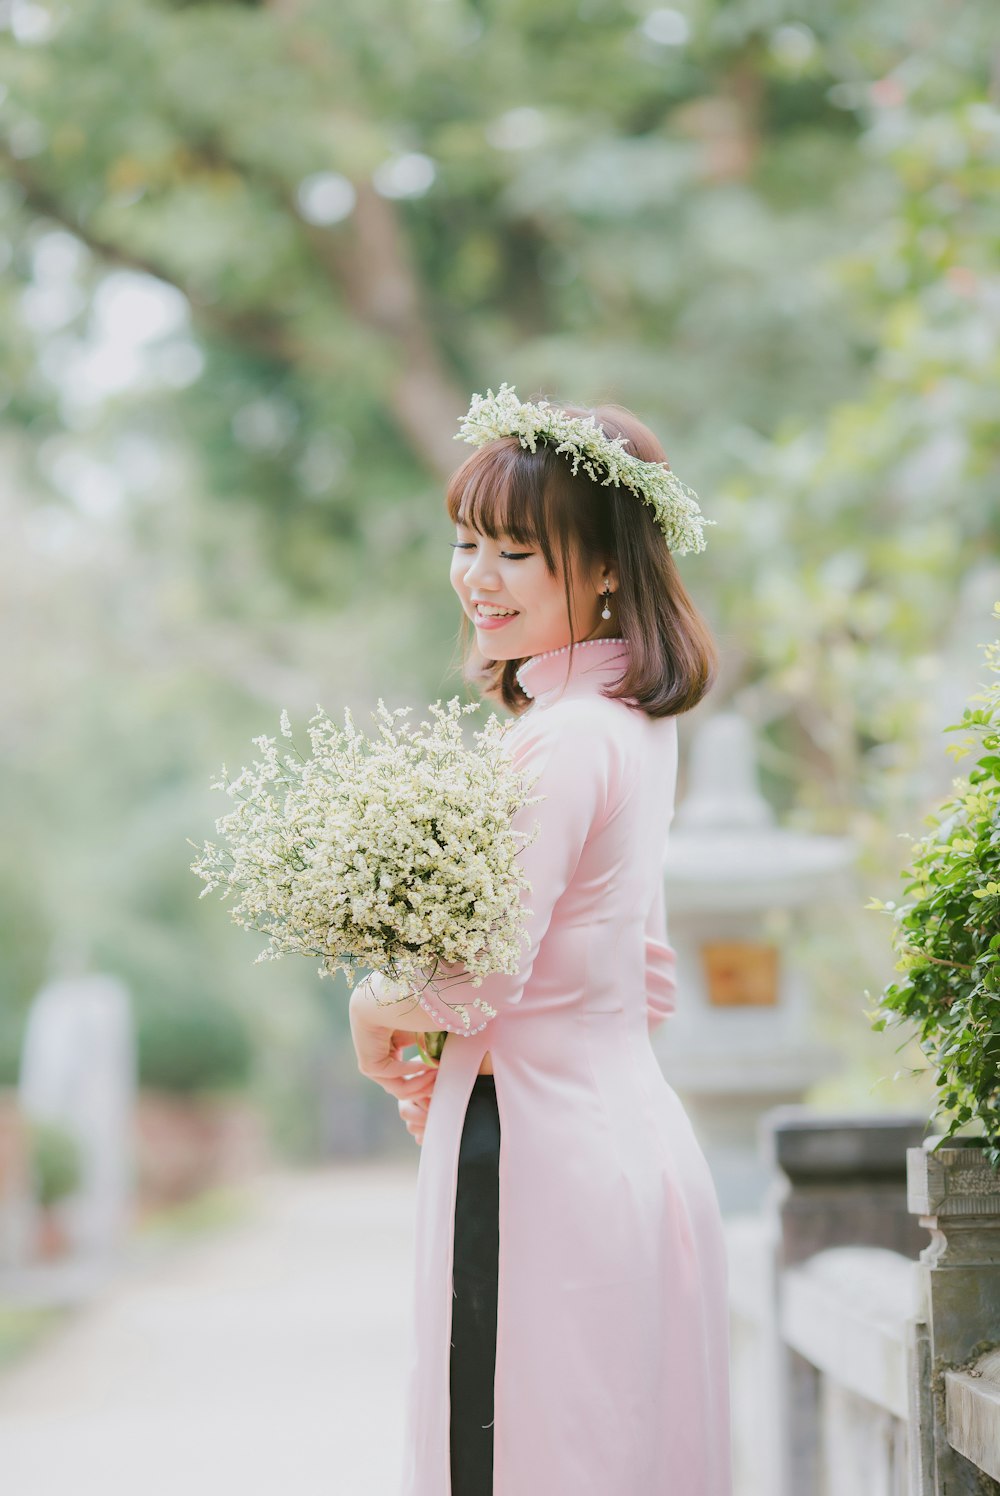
left=450, top=518, right=617, bottom=661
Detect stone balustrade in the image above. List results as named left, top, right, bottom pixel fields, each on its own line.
left=727, top=1107, right=1000, bottom=1495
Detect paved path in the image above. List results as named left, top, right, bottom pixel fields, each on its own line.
left=0, top=1164, right=418, bottom=1496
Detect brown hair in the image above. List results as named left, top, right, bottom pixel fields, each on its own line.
left=445, top=396, right=718, bottom=719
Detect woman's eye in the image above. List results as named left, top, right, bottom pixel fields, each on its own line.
left=449, top=542, right=532, bottom=560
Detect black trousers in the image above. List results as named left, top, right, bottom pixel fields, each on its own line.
left=450, top=1073, right=500, bottom=1496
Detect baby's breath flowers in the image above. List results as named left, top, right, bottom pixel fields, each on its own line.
left=189, top=698, right=539, bottom=1063
left=455, top=380, right=714, bottom=555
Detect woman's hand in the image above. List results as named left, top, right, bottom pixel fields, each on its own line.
left=349, top=987, right=439, bottom=1101
left=398, top=1093, right=431, bottom=1145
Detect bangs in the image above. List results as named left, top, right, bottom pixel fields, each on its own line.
left=445, top=398, right=719, bottom=722
left=446, top=439, right=561, bottom=550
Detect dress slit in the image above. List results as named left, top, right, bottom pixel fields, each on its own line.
left=449, top=1073, right=501, bottom=1496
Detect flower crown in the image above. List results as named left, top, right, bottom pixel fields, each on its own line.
left=454, top=381, right=714, bottom=555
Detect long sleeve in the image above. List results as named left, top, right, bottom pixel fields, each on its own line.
left=644, top=875, right=677, bottom=1033
left=411, top=702, right=616, bottom=1036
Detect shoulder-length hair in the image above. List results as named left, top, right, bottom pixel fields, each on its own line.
left=445, top=395, right=718, bottom=719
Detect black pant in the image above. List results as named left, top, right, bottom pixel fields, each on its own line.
left=450, top=1074, right=500, bottom=1495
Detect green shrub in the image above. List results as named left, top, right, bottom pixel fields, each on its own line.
left=867, top=601, right=1000, bottom=1170
left=137, top=998, right=254, bottom=1096
left=27, top=1119, right=83, bottom=1207
left=0, top=1011, right=24, bottom=1087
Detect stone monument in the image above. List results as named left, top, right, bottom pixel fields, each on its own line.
left=655, top=712, right=855, bottom=1213
left=18, top=973, right=136, bottom=1260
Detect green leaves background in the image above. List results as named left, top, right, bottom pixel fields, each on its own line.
left=1, top=0, right=996, bottom=1146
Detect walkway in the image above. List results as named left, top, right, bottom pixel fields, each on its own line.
left=0, top=1164, right=418, bottom=1496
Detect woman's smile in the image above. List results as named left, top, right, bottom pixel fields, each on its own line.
left=451, top=522, right=611, bottom=657
left=472, top=601, right=521, bottom=629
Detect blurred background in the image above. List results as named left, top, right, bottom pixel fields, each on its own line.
left=0, top=0, right=997, bottom=1488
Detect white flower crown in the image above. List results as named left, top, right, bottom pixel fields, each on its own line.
left=454, top=381, right=714, bottom=555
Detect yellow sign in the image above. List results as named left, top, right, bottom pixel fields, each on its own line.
left=702, top=942, right=779, bottom=1007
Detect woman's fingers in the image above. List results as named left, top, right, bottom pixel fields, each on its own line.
left=373, top=1055, right=437, bottom=1078
left=373, top=1072, right=437, bottom=1101
left=358, top=1055, right=437, bottom=1100
left=399, top=1096, right=430, bottom=1119
left=399, top=1095, right=430, bottom=1144
left=390, top=1029, right=433, bottom=1055
left=378, top=1060, right=438, bottom=1098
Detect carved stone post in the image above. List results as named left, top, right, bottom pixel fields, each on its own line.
left=762, top=1106, right=931, bottom=1496
left=907, top=1137, right=1000, bottom=1495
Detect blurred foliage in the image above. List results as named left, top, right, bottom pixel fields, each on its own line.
left=133, top=1182, right=256, bottom=1245
left=27, top=1116, right=83, bottom=1206
left=0, top=1305, right=70, bottom=1372
left=0, top=0, right=996, bottom=1146
left=0, top=1008, right=24, bottom=1086
left=136, top=994, right=255, bottom=1094
left=867, top=601, right=1000, bottom=1165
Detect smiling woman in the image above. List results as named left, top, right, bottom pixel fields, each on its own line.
left=354, top=386, right=731, bottom=1496
left=444, top=400, right=717, bottom=719
left=449, top=517, right=619, bottom=659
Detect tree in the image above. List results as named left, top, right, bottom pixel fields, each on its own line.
left=0, top=0, right=996, bottom=1133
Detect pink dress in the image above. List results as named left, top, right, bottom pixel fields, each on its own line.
left=399, top=635, right=732, bottom=1496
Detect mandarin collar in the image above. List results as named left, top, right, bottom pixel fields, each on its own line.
left=514, top=636, right=630, bottom=704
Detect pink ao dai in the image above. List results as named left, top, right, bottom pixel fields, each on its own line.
left=398, top=636, right=732, bottom=1496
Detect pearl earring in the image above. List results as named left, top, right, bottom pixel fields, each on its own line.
left=601, top=583, right=612, bottom=621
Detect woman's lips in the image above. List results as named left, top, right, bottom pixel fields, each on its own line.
left=473, top=606, right=520, bottom=630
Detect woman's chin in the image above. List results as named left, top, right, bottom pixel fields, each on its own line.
left=473, top=620, right=524, bottom=658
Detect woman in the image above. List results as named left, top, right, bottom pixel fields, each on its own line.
left=349, top=386, right=732, bottom=1495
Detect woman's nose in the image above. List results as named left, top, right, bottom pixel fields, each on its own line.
left=463, top=551, right=499, bottom=586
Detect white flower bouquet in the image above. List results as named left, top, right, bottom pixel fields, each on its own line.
left=189, top=698, right=539, bottom=1063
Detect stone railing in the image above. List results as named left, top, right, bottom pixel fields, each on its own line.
left=906, top=1137, right=1000, bottom=1492
left=727, top=1108, right=1000, bottom=1496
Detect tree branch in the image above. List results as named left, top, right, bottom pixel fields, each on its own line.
left=290, top=179, right=467, bottom=476
left=2, top=150, right=303, bottom=368
left=5, top=142, right=467, bottom=480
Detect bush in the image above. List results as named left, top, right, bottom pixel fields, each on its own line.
left=867, top=601, right=1000, bottom=1170
left=137, top=998, right=254, bottom=1096
left=27, top=1119, right=83, bottom=1207
left=0, top=1011, right=24, bottom=1087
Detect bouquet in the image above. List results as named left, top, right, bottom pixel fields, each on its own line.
left=189, top=697, right=539, bottom=1064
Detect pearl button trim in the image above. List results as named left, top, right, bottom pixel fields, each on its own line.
left=416, top=989, right=494, bottom=1036
left=515, top=636, right=629, bottom=699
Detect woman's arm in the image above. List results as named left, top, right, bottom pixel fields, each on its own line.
left=349, top=970, right=455, bottom=1033
left=645, top=875, right=677, bottom=1033
left=354, top=702, right=616, bottom=1038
